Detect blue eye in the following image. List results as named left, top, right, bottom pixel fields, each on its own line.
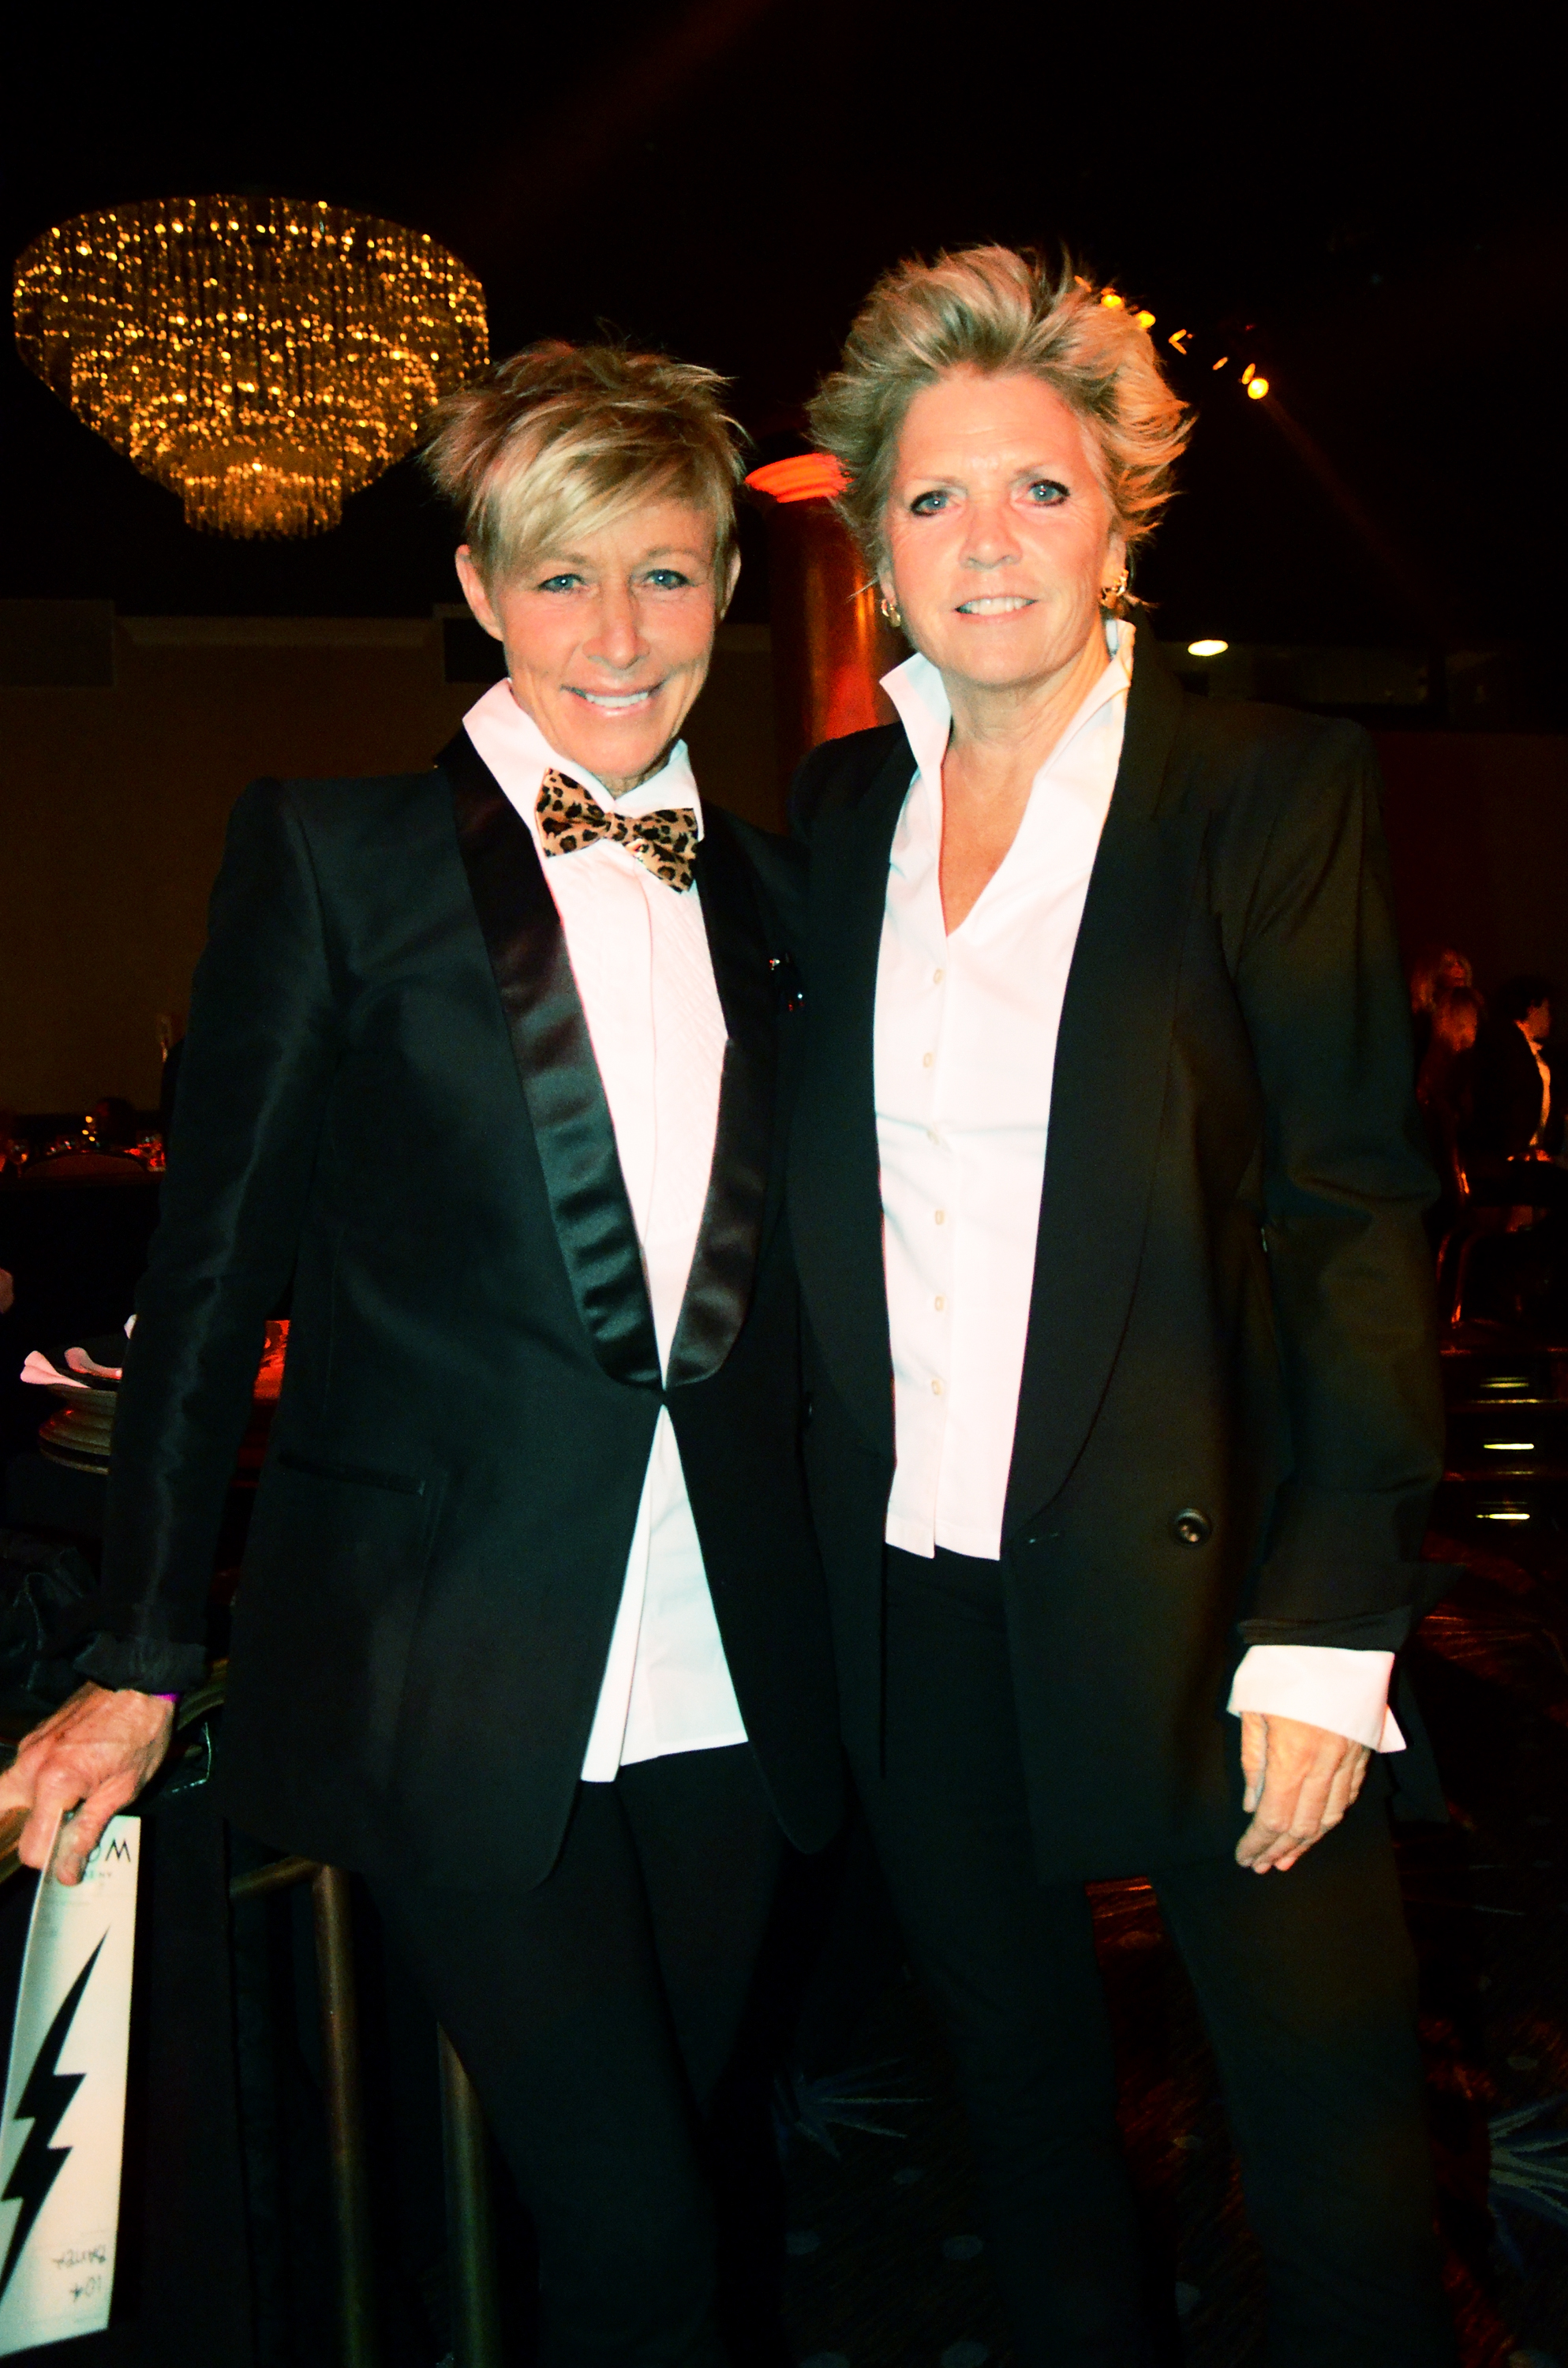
left=910, top=490, right=949, bottom=515
left=1027, top=480, right=1068, bottom=504
left=645, top=569, right=692, bottom=590
left=537, top=572, right=581, bottom=592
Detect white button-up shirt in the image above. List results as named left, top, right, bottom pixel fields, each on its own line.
left=463, top=680, right=747, bottom=1779
left=875, top=624, right=1401, bottom=1753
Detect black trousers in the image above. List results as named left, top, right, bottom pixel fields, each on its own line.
left=854, top=1547, right=1456, bottom=2368
left=370, top=1744, right=781, bottom=2368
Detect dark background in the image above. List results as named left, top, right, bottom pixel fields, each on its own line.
left=3, top=0, right=1562, bottom=656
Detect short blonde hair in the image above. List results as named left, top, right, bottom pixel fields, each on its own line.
left=808, top=246, right=1191, bottom=575
left=421, top=340, right=743, bottom=585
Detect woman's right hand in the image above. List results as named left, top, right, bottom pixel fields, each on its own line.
left=0, top=1683, right=174, bottom=1884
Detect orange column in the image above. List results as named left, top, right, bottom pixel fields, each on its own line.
left=747, top=455, right=906, bottom=795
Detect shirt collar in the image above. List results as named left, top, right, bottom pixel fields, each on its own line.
left=880, top=616, right=1135, bottom=792
left=461, top=676, right=705, bottom=835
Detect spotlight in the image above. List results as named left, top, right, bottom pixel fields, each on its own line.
left=1187, top=639, right=1229, bottom=658
left=1247, top=377, right=1270, bottom=399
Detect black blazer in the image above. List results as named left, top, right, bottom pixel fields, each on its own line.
left=1461, top=1017, right=1559, bottom=1171
left=91, top=733, right=841, bottom=1887
left=788, top=635, right=1449, bottom=1880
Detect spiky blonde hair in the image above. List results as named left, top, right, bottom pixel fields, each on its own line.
left=809, top=246, right=1190, bottom=575
left=421, top=340, right=743, bottom=585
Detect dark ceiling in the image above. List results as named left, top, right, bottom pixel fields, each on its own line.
left=4, top=1, right=1561, bottom=650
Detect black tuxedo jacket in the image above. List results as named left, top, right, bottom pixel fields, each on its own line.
left=1461, top=1017, right=1559, bottom=1170
left=788, top=635, right=1449, bottom=1879
left=92, top=733, right=841, bottom=1887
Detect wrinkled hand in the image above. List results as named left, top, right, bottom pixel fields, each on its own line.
left=0, top=1683, right=174, bottom=1884
left=1235, top=1710, right=1369, bottom=1873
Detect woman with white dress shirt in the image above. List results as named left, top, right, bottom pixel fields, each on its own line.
left=788, top=247, right=1454, bottom=2365
left=1, top=339, right=840, bottom=2366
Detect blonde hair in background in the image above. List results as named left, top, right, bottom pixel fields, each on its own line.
left=809, top=245, right=1192, bottom=581
left=421, top=340, right=744, bottom=587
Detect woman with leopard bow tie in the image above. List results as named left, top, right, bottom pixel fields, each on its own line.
left=1, top=342, right=839, bottom=2366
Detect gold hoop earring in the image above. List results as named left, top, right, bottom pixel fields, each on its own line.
left=878, top=592, right=904, bottom=631
left=1098, top=567, right=1129, bottom=609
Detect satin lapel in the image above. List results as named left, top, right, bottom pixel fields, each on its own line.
left=443, top=730, right=661, bottom=1390
left=666, top=811, right=775, bottom=1388
left=788, top=732, right=918, bottom=1463
left=1001, top=641, right=1199, bottom=1535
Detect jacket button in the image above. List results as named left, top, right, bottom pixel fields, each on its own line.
left=1172, top=1507, right=1213, bottom=1548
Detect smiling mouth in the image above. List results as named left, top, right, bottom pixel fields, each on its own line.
left=956, top=594, right=1034, bottom=616
left=568, top=684, right=664, bottom=712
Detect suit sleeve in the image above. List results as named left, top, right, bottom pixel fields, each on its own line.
left=1229, top=724, right=1448, bottom=1650
left=81, top=777, right=343, bottom=1691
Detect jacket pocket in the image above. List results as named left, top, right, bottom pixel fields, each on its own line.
left=230, top=1452, right=444, bottom=1794
left=276, top=1448, right=425, bottom=1496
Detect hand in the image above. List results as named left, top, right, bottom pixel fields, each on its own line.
left=1235, top=1710, right=1370, bottom=1874
left=0, top=1683, right=174, bottom=1884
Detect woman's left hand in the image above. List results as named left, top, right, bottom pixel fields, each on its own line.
left=1235, top=1711, right=1370, bottom=1874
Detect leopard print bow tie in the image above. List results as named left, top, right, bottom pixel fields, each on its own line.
left=536, top=768, right=698, bottom=893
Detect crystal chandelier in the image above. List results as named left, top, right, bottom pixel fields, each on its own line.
left=12, top=197, right=488, bottom=537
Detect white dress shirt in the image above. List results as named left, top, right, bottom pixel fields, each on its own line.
left=463, top=680, right=747, bottom=1779
left=875, top=624, right=1402, bottom=1753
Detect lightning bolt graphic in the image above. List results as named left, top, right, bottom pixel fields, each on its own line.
left=0, top=1935, right=107, bottom=2305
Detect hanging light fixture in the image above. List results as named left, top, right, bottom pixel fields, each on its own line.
left=12, top=196, right=488, bottom=538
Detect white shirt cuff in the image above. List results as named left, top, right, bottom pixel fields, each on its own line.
left=1226, top=1644, right=1405, bottom=1752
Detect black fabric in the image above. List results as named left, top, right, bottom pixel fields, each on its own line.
left=1, top=1527, right=102, bottom=1698
left=95, top=755, right=841, bottom=1885
left=855, top=1546, right=1454, bottom=2368
left=1462, top=1016, right=1559, bottom=1169
left=445, top=729, right=661, bottom=1390
left=788, top=631, right=1452, bottom=1879
left=75, top=1631, right=208, bottom=1695
left=369, top=1745, right=780, bottom=2368
left=665, top=812, right=777, bottom=1389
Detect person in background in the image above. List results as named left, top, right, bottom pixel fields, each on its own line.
left=1416, top=982, right=1482, bottom=1230
left=1463, top=972, right=1567, bottom=1216
left=1409, top=943, right=1474, bottom=1075
left=156, top=1035, right=185, bottom=1158
left=789, top=244, right=1454, bottom=2366
left=0, top=339, right=840, bottom=2367
left=88, top=1096, right=141, bottom=1149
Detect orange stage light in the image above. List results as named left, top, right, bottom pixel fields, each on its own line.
left=1100, top=290, right=1125, bottom=309
left=1247, top=377, right=1270, bottom=399
left=1212, top=355, right=1229, bottom=370
left=744, top=454, right=848, bottom=504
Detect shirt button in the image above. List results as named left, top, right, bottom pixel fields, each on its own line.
left=922, top=1051, right=934, bottom=1069
left=933, top=966, right=945, bottom=984
left=931, top=1377, right=943, bottom=1396
left=934, top=1295, right=945, bottom=1311
left=934, top=1209, right=945, bottom=1225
